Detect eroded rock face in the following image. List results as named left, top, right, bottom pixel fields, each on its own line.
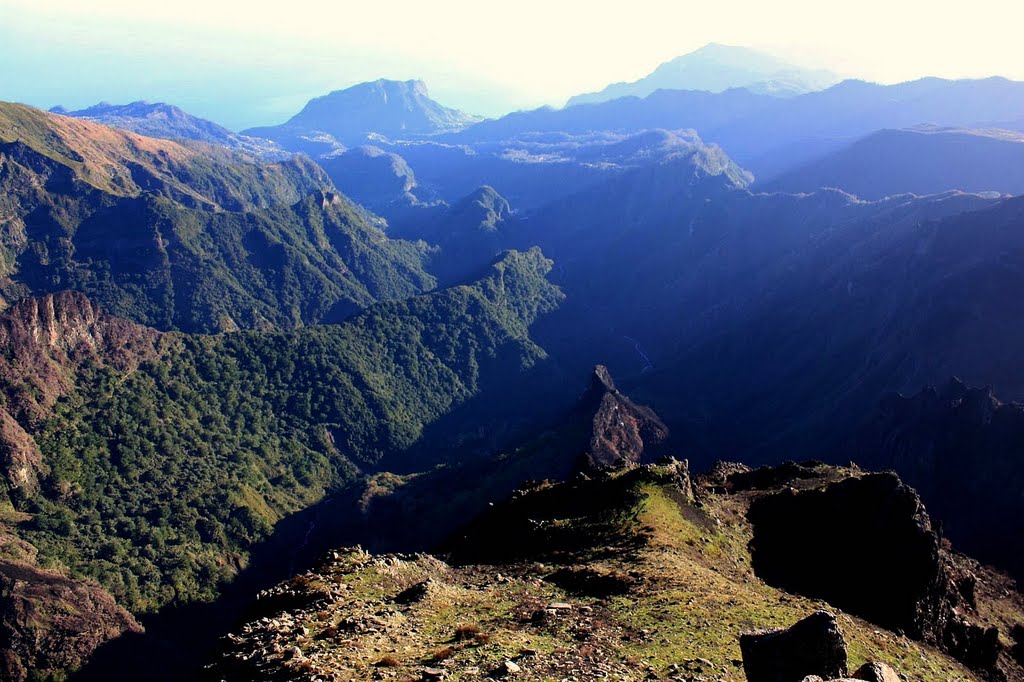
left=740, top=610, right=848, bottom=682
left=747, top=472, right=1001, bottom=673
left=580, top=365, right=669, bottom=469
left=0, top=292, right=159, bottom=421
left=0, top=557, right=142, bottom=681
left=0, top=410, right=44, bottom=499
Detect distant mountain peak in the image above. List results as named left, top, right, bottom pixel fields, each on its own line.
left=244, top=79, right=482, bottom=152
left=567, top=44, right=840, bottom=106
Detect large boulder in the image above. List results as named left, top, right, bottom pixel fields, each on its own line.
left=852, top=661, right=901, bottom=681
left=740, top=611, right=848, bottom=682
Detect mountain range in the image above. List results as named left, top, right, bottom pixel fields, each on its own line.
left=3, top=53, right=1024, bottom=682
left=0, top=102, right=434, bottom=332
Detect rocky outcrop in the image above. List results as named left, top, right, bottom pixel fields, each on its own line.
left=446, top=461, right=687, bottom=565
left=748, top=472, right=1002, bottom=674
left=210, top=461, right=1020, bottom=682
left=0, top=555, right=142, bottom=681
left=0, top=410, right=44, bottom=499
left=720, top=459, right=829, bottom=492
left=740, top=611, right=848, bottom=682
left=579, top=365, right=669, bottom=469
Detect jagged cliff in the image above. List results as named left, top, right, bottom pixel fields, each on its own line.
left=580, top=365, right=669, bottom=469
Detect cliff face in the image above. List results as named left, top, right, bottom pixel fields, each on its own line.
left=0, top=553, right=142, bottom=681
left=0, top=292, right=160, bottom=499
left=855, top=378, right=1024, bottom=582
left=747, top=471, right=1001, bottom=672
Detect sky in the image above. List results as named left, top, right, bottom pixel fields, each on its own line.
left=2, top=0, right=1024, bottom=131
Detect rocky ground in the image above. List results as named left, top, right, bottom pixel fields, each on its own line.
left=206, top=461, right=1024, bottom=681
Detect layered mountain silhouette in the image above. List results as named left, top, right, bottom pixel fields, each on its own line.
left=567, top=43, right=840, bottom=106
left=447, top=76, right=1024, bottom=180
left=765, top=126, right=1024, bottom=198
left=244, top=79, right=481, bottom=153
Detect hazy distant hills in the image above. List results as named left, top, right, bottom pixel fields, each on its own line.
left=567, top=43, right=840, bottom=106
left=370, top=129, right=746, bottom=226
left=51, top=100, right=286, bottom=158
left=451, top=87, right=775, bottom=144
left=449, top=76, right=1024, bottom=181
left=244, top=79, right=482, bottom=152
left=717, top=77, right=1024, bottom=177
left=766, top=126, right=1024, bottom=198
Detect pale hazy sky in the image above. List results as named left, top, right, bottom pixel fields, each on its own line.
left=2, top=0, right=1023, bottom=130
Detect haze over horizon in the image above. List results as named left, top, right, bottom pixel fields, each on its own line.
left=3, top=0, right=1024, bottom=129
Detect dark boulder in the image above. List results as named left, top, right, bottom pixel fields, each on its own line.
left=740, top=610, right=848, bottom=682
left=1012, top=624, right=1024, bottom=665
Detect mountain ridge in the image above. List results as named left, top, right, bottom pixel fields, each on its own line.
left=51, top=100, right=286, bottom=158
left=567, top=43, right=840, bottom=107
left=765, top=126, right=1024, bottom=198
left=0, top=102, right=436, bottom=332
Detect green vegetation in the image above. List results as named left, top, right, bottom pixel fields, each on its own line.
left=50, top=191, right=435, bottom=332
left=0, top=101, right=436, bottom=333
left=13, top=249, right=561, bottom=611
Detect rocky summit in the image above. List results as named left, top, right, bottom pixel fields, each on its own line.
left=207, top=458, right=1024, bottom=681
